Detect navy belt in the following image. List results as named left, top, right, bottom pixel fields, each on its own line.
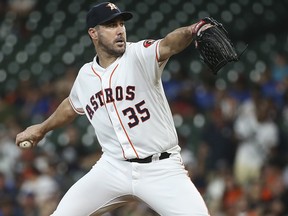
left=126, top=152, right=171, bottom=163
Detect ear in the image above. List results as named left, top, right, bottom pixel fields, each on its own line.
left=88, top=28, right=98, bottom=40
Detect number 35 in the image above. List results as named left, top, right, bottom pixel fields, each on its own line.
left=122, top=100, right=150, bottom=128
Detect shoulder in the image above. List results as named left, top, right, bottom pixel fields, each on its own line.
left=142, top=39, right=157, bottom=48
left=78, top=61, right=93, bottom=74
left=127, top=40, right=158, bottom=49
left=125, top=40, right=160, bottom=58
left=72, top=62, right=93, bottom=83
left=81, top=61, right=93, bottom=70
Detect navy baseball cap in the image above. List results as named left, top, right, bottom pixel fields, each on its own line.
left=86, top=2, right=133, bottom=29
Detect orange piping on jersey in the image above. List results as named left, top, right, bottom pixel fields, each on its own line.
left=91, top=65, right=102, bottom=80
left=91, top=64, right=126, bottom=158
left=156, top=40, right=167, bottom=67
left=155, top=40, right=160, bottom=62
left=68, top=97, right=85, bottom=114
left=109, top=65, right=139, bottom=159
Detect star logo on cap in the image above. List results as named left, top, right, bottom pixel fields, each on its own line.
left=106, top=3, right=118, bottom=10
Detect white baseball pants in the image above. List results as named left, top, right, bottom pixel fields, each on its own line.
left=50, top=153, right=209, bottom=216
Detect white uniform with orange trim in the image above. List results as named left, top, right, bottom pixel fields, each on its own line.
left=69, top=40, right=179, bottom=160
left=51, top=40, right=209, bottom=216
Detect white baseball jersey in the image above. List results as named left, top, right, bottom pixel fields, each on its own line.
left=69, top=39, right=180, bottom=159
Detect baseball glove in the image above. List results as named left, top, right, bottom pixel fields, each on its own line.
left=193, top=17, right=239, bottom=75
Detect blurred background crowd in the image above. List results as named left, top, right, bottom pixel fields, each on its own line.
left=1, top=0, right=288, bottom=215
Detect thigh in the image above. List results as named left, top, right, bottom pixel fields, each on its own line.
left=51, top=156, right=132, bottom=216
left=135, top=155, right=210, bottom=216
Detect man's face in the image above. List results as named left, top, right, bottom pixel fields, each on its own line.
left=95, top=18, right=127, bottom=57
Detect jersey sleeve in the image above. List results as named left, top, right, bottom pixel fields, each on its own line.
left=133, top=39, right=169, bottom=83
left=69, top=78, right=85, bottom=115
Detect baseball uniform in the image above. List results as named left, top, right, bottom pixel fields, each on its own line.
left=50, top=39, right=209, bottom=215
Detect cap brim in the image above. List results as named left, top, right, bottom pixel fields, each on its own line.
left=99, top=12, right=133, bottom=25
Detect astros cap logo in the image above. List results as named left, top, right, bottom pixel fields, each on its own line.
left=106, top=3, right=118, bottom=10
left=86, top=2, right=133, bottom=29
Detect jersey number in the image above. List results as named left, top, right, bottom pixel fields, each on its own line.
left=122, top=100, right=150, bottom=128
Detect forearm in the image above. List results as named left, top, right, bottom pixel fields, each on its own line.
left=40, top=97, right=78, bottom=134
left=164, top=26, right=194, bottom=52
left=16, top=97, right=78, bottom=146
left=159, top=24, right=195, bottom=61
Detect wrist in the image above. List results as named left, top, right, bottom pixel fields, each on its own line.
left=192, top=20, right=207, bottom=35
left=39, top=122, right=49, bottom=135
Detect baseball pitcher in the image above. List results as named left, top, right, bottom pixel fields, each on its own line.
left=16, top=1, right=238, bottom=215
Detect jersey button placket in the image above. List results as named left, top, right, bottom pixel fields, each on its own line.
left=102, top=73, right=137, bottom=159
left=107, top=103, right=136, bottom=158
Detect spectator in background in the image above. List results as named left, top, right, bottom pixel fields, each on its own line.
left=214, top=88, right=238, bottom=121
left=260, top=161, right=288, bottom=215
left=16, top=81, right=54, bottom=123
left=194, top=76, right=215, bottom=111
left=0, top=172, right=22, bottom=216
left=7, top=0, right=37, bottom=39
left=18, top=165, right=59, bottom=216
left=233, top=94, right=279, bottom=185
left=0, top=196, right=17, bottom=216
left=0, top=118, right=22, bottom=181
left=196, top=103, right=237, bottom=214
left=199, top=105, right=236, bottom=172
left=259, top=67, right=285, bottom=108
left=271, top=50, right=288, bottom=84
left=279, top=90, right=288, bottom=156
left=162, top=68, right=187, bottom=102
left=221, top=169, right=244, bottom=216
left=8, top=0, right=36, bottom=16
left=228, top=74, right=251, bottom=104
left=0, top=172, right=17, bottom=206
left=18, top=192, right=40, bottom=216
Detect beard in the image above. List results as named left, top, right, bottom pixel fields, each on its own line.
left=97, top=35, right=126, bottom=57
